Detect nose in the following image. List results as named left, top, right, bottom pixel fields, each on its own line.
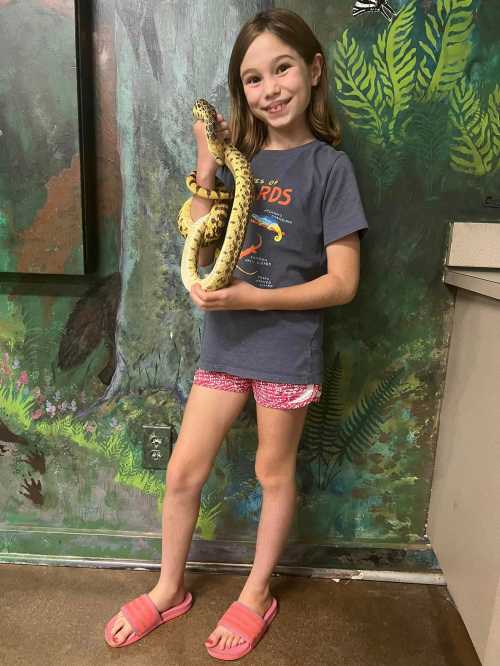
left=263, top=76, right=280, bottom=99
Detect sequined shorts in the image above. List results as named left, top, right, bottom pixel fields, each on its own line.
left=193, top=368, right=322, bottom=410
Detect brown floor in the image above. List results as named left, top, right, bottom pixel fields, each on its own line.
left=1, top=563, right=480, bottom=665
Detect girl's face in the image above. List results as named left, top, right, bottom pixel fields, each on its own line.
left=240, top=31, right=322, bottom=142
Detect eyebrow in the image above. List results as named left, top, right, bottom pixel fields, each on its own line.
left=241, top=54, right=296, bottom=79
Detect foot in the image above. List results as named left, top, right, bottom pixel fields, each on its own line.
left=109, top=585, right=186, bottom=646
left=205, top=586, right=273, bottom=652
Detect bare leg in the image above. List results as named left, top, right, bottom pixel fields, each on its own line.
left=205, top=403, right=308, bottom=651
left=109, top=488, right=200, bottom=644
left=108, top=383, right=250, bottom=645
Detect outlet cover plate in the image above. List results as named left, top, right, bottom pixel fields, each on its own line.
left=142, top=425, right=174, bottom=469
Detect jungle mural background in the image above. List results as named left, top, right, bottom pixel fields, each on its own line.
left=0, top=0, right=499, bottom=562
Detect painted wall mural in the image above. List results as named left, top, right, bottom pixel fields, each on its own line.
left=0, top=0, right=499, bottom=562
left=0, top=0, right=86, bottom=274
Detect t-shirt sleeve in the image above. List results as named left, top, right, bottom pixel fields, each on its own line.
left=321, top=152, right=369, bottom=246
left=216, top=165, right=235, bottom=193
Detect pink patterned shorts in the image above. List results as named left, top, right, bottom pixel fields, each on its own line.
left=193, top=369, right=322, bottom=410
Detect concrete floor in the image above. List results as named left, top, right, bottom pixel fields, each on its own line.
left=1, top=563, right=480, bottom=665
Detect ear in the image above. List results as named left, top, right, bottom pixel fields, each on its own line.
left=311, top=53, right=323, bottom=86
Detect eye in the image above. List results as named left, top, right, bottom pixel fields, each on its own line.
left=244, top=75, right=260, bottom=85
left=277, top=63, right=290, bottom=73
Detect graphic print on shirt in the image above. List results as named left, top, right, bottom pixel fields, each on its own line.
left=233, top=176, right=293, bottom=289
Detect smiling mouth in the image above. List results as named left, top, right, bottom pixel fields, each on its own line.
left=265, top=99, right=290, bottom=114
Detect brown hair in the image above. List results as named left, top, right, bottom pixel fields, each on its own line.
left=227, top=8, right=341, bottom=160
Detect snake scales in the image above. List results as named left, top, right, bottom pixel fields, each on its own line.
left=177, top=99, right=254, bottom=291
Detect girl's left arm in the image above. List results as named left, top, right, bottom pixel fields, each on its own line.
left=256, top=232, right=360, bottom=310
left=190, top=232, right=360, bottom=311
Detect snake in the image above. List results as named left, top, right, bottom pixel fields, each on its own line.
left=177, top=99, right=254, bottom=292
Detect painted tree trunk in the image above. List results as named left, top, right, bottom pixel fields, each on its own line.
left=104, top=0, right=271, bottom=401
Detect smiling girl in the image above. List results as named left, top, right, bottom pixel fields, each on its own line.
left=105, top=8, right=368, bottom=661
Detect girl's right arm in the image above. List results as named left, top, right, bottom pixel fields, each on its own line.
left=190, top=113, right=229, bottom=267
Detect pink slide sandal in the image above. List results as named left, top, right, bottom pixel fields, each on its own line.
left=205, top=597, right=278, bottom=661
left=104, top=591, right=193, bottom=648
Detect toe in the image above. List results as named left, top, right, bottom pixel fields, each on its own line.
left=217, top=629, right=228, bottom=650
left=205, top=630, right=220, bottom=648
left=114, top=627, right=131, bottom=644
left=110, top=616, right=122, bottom=636
left=111, top=614, right=134, bottom=645
left=110, top=630, right=124, bottom=645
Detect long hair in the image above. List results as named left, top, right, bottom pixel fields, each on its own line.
left=228, top=8, right=341, bottom=160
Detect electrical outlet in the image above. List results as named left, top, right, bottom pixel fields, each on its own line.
left=142, top=425, right=175, bottom=469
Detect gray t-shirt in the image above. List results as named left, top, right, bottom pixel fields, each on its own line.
left=198, top=139, right=369, bottom=385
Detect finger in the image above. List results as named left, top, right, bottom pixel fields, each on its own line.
left=190, top=286, right=202, bottom=303
left=196, top=285, right=209, bottom=301
left=216, top=131, right=231, bottom=143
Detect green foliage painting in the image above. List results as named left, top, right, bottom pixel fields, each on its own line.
left=333, top=0, right=499, bottom=201
left=299, top=353, right=405, bottom=492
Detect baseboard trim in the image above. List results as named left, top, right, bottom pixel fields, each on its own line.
left=0, top=552, right=445, bottom=585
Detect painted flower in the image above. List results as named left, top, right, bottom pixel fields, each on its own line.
left=70, top=399, right=77, bottom=412
left=17, top=371, right=28, bottom=385
left=46, top=403, right=57, bottom=418
left=84, top=421, right=97, bottom=433
left=31, top=409, right=44, bottom=420
left=12, top=358, right=20, bottom=369
left=54, top=390, right=61, bottom=401
left=59, top=401, right=68, bottom=412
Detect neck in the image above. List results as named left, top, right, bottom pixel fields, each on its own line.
left=263, top=121, right=315, bottom=151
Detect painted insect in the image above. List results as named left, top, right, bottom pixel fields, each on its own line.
left=352, top=0, right=398, bottom=22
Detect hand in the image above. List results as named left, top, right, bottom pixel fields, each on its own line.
left=193, top=112, right=231, bottom=172
left=190, top=278, right=261, bottom=311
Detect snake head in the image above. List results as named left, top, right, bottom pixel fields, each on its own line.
left=193, top=98, right=225, bottom=165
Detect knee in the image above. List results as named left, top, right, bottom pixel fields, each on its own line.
left=166, top=458, right=207, bottom=495
left=255, top=463, right=295, bottom=491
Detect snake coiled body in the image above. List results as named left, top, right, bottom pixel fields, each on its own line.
left=177, top=99, right=254, bottom=292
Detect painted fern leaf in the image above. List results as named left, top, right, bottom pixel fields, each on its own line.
left=417, top=0, right=475, bottom=102
left=372, top=31, right=393, bottom=109
left=382, top=0, right=417, bottom=137
left=335, top=369, right=404, bottom=466
left=449, top=76, right=493, bottom=175
left=406, top=100, right=450, bottom=197
left=300, top=352, right=343, bottom=466
left=488, top=84, right=500, bottom=166
left=334, top=30, right=387, bottom=145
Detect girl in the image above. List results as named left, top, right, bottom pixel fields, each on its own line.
left=105, top=7, right=368, bottom=660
